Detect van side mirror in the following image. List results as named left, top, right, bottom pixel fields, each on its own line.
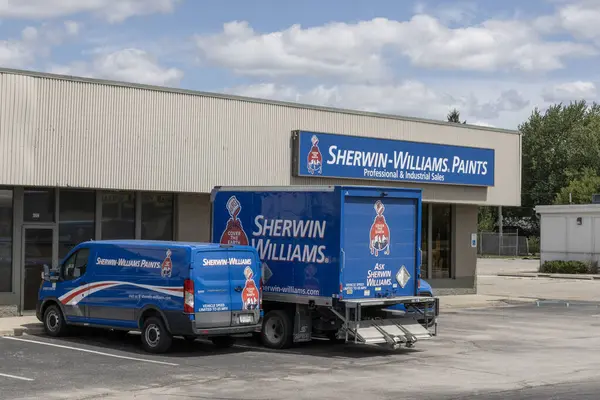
left=42, top=264, right=50, bottom=281
left=42, top=264, right=60, bottom=282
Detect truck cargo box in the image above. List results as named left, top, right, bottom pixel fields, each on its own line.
left=211, top=186, right=423, bottom=304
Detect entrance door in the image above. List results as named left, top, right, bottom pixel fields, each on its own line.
left=22, top=227, right=56, bottom=311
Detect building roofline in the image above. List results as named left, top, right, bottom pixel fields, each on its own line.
left=535, top=204, right=600, bottom=214
left=0, top=67, right=520, bottom=135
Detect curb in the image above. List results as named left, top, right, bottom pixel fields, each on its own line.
left=497, top=272, right=600, bottom=281
left=0, top=324, right=44, bottom=337
left=440, top=297, right=538, bottom=311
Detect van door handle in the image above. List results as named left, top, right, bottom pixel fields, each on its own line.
left=234, top=286, right=242, bottom=292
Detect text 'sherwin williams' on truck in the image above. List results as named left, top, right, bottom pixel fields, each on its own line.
left=211, top=185, right=439, bottom=350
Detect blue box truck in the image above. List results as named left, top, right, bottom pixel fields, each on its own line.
left=211, top=185, right=439, bottom=350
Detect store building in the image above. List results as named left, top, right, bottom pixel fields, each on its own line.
left=0, top=68, right=521, bottom=315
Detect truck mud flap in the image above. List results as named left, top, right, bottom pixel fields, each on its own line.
left=347, top=318, right=433, bottom=348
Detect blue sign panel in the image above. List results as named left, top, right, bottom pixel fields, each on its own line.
left=295, top=130, right=495, bottom=186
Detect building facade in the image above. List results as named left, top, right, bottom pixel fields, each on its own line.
left=0, top=68, right=522, bottom=315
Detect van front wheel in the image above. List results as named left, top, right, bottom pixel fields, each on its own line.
left=141, top=316, right=172, bottom=353
left=43, top=304, right=68, bottom=337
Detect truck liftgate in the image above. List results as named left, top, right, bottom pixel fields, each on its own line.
left=328, top=296, right=439, bottom=349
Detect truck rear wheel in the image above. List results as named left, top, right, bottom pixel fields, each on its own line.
left=261, top=310, right=293, bottom=349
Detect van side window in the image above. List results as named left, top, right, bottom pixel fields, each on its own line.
left=62, top=248, right=90, bottom=281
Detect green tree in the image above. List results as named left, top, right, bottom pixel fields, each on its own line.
left=447, top=108, right=467, bottom=124
left=554, top=168, right=600, bottom=204
left=477, top=206, right=497, bottom=232
left=518, top=100, right=600, bottom=231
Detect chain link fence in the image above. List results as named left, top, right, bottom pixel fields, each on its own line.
left=477, top=232, right=531, bottom=256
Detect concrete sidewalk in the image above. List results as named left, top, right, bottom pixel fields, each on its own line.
left=0, top=316, right=44, bottom=337
left=438, top=294, right=537, bottom=310
left=0, top=294, right=538, bottom=337
left=497, top=272, right=600, bottom=280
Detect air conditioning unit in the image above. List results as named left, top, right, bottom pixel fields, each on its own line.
left=592, top=194, right=600, bottom=204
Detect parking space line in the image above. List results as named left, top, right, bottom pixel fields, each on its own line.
left=0, top=372, right=34, bottom=381
left=3, top=337, right=178, bottom=366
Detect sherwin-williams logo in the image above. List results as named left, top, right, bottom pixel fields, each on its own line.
left=220, top=196, right=249, bottom=245
left=369, top=200, right=390, bottom=257
left=161, top=249, right=173, bottom=278
left=242, top=266, right=259, bottom=310
left=307, top=135, right=323, bottom=175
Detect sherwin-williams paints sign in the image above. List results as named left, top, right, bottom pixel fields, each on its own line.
left=293, top=130, right=495, bottom=187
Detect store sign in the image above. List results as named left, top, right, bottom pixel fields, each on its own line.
left=294, top=130, right=495, bottom=187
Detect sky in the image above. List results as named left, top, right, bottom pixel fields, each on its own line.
left=1, top=0, right=600, bottom=130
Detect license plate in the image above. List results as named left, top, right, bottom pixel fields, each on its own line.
left=239, top=314, right=253, bottom=324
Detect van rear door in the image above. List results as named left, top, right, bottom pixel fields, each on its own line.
left=227, top=248, right=261, bottom=326
left=192, top=250, right=233, bottom=328
left=192, top=248, right=260, bottom=328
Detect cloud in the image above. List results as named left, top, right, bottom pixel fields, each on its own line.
left=194, top=16, right=596, bottom=82
left=468, top=89, right=531, bottom=120
left=534, top=0, right=600, bottom=42
left=224, top=81, right=534, bottom=129
left=48, top=48, right=184, bottom=86
left=64, top=20, right=81, bottom=36
left=542, top=81, right=597, bottom=102
left=0, top=22, right=80, bottom=68
left=226, top=81, right=446, bottom=117
left=413, top=1, right=479, bottom=25
left=0, top=0, right=180, bottom=23
left=194, top=20, right=392, bottom=83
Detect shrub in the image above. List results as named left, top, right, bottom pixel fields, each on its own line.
left=539, top=260, right=596, bottom=274
left=527, top=236, right=540, bottom=254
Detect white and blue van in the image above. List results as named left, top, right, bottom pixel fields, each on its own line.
left=37, top=240, right=263, bottom=353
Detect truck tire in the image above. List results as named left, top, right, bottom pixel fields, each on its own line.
left=43, top=304, right=69, bottom=337
left=141, top=316, right=172, bottom=353
left=261, top=310, right=293, bottom=349
left=211, top=336, right=236, bottom=349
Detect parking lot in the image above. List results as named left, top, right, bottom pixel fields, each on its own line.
left=2, top=298, right=600, bottom=400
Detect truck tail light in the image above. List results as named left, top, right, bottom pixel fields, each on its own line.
left=418, top=273, right=421, bottom=289
left=184, top=279, right=194, bottom=313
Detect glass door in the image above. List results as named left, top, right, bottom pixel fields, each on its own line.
left=22, top=227, right=56, bottom=311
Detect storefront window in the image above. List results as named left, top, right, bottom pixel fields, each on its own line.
left=141, top=193, right=174, bottom=241
left=59, top=190, right=96, bottom=259
left=421, top=203, right=429, bottom=279
left=24, top=188, right=55, bottom=222
left=431, top=204, right=452, bottom=279
left=0, top=189, right=13, bottom=292
left=102, top=191, right=135, bottom=240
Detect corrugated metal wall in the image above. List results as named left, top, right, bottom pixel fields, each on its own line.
left=0, top=70, right=521, bottom=206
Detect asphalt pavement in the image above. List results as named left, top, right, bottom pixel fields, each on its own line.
left=1, top=299, right=599, bottom=400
